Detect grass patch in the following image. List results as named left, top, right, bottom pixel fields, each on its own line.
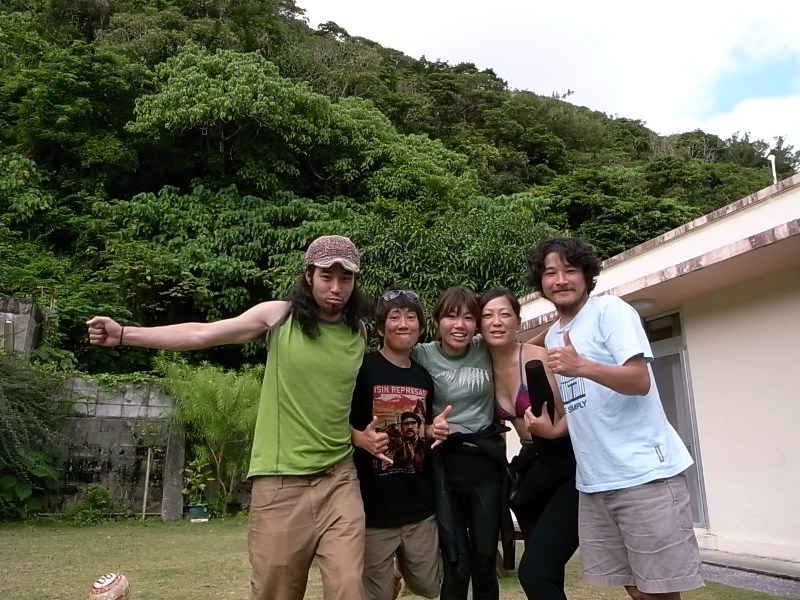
left=0, top=519, right=783, bottom=599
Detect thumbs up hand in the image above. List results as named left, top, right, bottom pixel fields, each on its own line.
left=430, top=405, right=452, bottom=449
left=546, top=329, right=585, bottom=377
left=353, top=417, right=393, bottom=466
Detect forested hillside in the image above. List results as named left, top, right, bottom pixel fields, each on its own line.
left=1, top=0, right=797, bottom=373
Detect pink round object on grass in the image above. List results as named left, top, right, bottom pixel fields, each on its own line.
left=89, top=573, right=131, bottom=600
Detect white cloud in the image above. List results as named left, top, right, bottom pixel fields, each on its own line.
left=298, top=0, right=800, bottom=148
left=697, top=96, right=800, bottom=146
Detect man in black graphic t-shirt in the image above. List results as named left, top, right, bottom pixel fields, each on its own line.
left=351, top=288, right=450, bottom=600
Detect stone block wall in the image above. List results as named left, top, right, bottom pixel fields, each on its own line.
left=55, top=378, right=184, bottom=520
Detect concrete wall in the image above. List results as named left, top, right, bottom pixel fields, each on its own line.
left=0, top=296, right=43, bottom=360
left=55, top=378, right=184, bottom=520
left=683, top=268, right=800, bottom=562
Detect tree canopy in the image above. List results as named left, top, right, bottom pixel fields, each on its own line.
left=1, top=0, right=795, bottom=373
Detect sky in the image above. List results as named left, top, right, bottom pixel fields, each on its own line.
left=296, top=0, right=800, bottom=149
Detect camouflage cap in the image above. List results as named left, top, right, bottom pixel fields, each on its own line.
left=303, top=235, right=361, bottom=273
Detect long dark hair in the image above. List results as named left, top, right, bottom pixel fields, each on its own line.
left=285, top=267, right=369, bottom=338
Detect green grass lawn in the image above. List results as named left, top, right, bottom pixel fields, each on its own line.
left=0, top=518, right=783, bottom=600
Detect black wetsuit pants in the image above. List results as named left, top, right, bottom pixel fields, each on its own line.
left=439, top=445, right=503, bottom=600
left=512, top=443, right=579, bottom=600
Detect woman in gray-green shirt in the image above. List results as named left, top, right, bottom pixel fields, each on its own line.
left=412, top=286, right=510, bottom=600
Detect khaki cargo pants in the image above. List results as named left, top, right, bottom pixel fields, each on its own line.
left=248, top=458, right=366, bottom=600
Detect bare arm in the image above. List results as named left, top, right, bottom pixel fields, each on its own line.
left=574, top=356, right=651, bottom=396
left=547, top=330, right=651, bottom=396
left=86, top=301, right=291, bottom=351
left=523, top=328, right=547, bottom=348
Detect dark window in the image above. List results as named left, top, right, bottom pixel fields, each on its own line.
left=644, top=313, right=681, bottom=342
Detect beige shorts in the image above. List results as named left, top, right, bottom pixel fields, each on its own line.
left=363, top=515, right=441, bottom=600
left=578, top=473, right=703, bottom=594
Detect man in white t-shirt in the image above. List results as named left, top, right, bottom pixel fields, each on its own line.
left=525, top=237, right=702, bottom=600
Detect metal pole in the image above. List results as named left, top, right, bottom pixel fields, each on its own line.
left=768, top=154, right=778, bottom=185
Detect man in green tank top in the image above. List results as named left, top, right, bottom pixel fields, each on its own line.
left=87, top=235, right=370, bottom=600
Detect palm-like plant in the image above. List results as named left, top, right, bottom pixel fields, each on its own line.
left=156, top=356, right=261, bottom=514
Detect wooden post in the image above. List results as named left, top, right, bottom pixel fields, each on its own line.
left=141, top=447, right=152, bottom=520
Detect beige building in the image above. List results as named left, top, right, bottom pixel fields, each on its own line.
left=515, top=173, right=800, bottom=566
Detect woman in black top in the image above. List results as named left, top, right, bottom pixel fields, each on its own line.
left=479, top=288, right=579, bottom=600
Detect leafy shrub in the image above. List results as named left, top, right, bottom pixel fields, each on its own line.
left=67, top=483, right=131, bottom=526
left=0, top=354, right=65, bottom=519
left=157, top=357, right=261, bottom=515
left=181, top=455, right=214, bottom=507
left=0, top=451, right=59, bottom=518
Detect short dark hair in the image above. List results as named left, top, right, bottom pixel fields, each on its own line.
left=478, top=288, right=521, bottom=319
left=375, top=285, right=425, bottom=337
left=525, top=237, right=601, bottom=294
left=432, top=286, right=480, bottom=324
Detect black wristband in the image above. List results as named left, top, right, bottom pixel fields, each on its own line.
left=119, top=325, right=125, bottom=347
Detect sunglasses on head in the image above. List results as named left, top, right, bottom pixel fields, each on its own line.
left=380, top=290, right=420, bottom=302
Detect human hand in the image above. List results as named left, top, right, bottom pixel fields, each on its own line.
left=524, top=407, right=556, bottom=438
left=356, top=417, right=393, bottom=466
left=86, top=316, right=123, bottom=347
left=430, top=405, right=452, bottom=449
left=546, top=330, right=585, bottom=377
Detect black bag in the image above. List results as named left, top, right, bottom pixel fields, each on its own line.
left=508, top=443, right=537, bottom=507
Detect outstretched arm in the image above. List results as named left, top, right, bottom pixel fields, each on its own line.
left=86, top=300, right=291, bottom=351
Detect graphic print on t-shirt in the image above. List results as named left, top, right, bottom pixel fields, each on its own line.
left=372, top=384, right=428, bottom=474
left=558, top=375, right=588, bottom=414
left=435, top=367, right=490, bottom=392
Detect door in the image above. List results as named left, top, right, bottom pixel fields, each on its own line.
left=650, top=336, right=708, bottom=526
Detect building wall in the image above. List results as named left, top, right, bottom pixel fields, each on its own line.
left=682, top=268, right=800, bottom=562
left=54, top=378, right=184, bottom=520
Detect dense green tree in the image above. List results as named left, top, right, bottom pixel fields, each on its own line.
left=350, top=193, right=559, bottom=308
left=127, top=46, right=478, bottom=206
left=2, top=43, right=151, bottom=238
left=544, top=166, right=699, bottom=258
left=127, top=45, right=334, bottom=191
left=767, top=136, right=800, bottom=178
left=0, top=0, right=792, bottom=374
